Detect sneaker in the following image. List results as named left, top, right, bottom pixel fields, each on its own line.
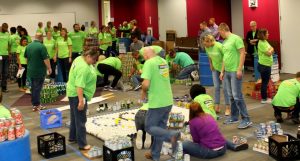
left=136, top=130, right=143, bottom=150
left=144, top=132, right=151, bottom=149
left=233, top=143, right=249, bottom=151
left=108, top=87, right=118, bottom=92
left=134, top=84, right=142, bottom=91
left=237, top=120, right=253, bottom=129
left=103, top=86, right=109, bottom=91
left=261, top=98, right=272, bottom=104
left=223, top=118, right=239, bottom=124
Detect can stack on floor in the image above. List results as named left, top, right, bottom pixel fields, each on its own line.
left=40, top=84, right=59, bottom=104
left=271, top=55, right=280, bottom=82
left=84, top=36, right=99, bottom=52
left=121, top=53, right=135, bottom=83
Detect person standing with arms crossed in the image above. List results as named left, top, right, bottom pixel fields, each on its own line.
left=141, top=47, right=180, bottom=161
left=25, top=33, right=52, bottom=111
left=218, top=23, right=252, bottom=129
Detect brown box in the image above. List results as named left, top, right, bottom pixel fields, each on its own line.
left=166, top=41, right=175, bottom=52
left=242, top=82, right=256, bottom=96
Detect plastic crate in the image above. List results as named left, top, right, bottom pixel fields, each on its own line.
left=200, top=75, right=213, bottom=86
left=269, top=134, right=300, bottom=161
left=37, top=132, right=66, bottom=159
left=40, top=109, right=62, bottom=129
left=103, top=145, right=134, bottom=161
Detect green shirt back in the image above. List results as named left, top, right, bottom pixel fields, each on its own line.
left=16, top=45, right=27, bottom=65
left=0, top=32, right=10, bottom=55
left=100, top=57, right=122, bottom=70
left=68, top=31, right=86, bottom=53
left=67, top=56, right=97, bottom=101
left=88, top=27, right=99, bottom=35
left=205, top=42, right=224, bottom=72
left=194, top=94, right=217, bottom=120
left=141, top=56, right=173, bottom=108
left=173, top=52, right=194, bottom=68
left=25, top=40, right=49, bottom=78
left=43, top=38, right=56, bottom=59
left=258, top=40, right=273, bottom=67
left=56, top=37, right=72, bottom=58
left=10, top=34, right=21, bottom=53
left=272, top=79, right=300, bottom=107
left=222, top=34, right=245, bottom=72
left=36, top=27, right=44, bottom=35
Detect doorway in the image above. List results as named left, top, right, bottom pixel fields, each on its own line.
left=102, top=0, right=111, bottom=26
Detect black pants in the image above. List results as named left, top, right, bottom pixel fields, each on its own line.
left=50, top=59, right=56, bottom=79
left=273, top=98, right=300, bottom=118
left=258, top=63, right=271, bottom=100
left=58, top=58, right=70, bottom=82
left=30, top=77, right=45, bottom=106
left=72, top=52, right=81, bottom=61
left=17, top=64, right=27, bottom=88
left=0, top=55, right=9, bottom=90
left=135, top=110, right=147, bottom=146
left=97, top=64, right=122, bottom=88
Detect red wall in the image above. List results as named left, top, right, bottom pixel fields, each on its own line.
left=186, top=0, right=232, bottom=37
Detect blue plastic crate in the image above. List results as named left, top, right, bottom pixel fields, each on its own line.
left=40, top=109, right=62, bottom=129
left=200, top=75, right=214, bottom=86
left=199, top=63, right=212, bottom=75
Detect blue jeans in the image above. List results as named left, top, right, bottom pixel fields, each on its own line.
left=30, top=77, right=45, bottom=106
left=131, top=75, right=142, bottom=87
left=176, top=64, right=198, bottom=80
left=69, top=96, right=88, bottom=148
left=145, top=105, right=178, bottom=161
left=258, top=63, right=271, bottom=100
left=182, top=140, right=236, bottom=159
left=212, top=70, right=229, bottom=105
left=224, top=71, right=250, bottom=122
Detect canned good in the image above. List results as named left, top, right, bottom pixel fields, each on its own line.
left=0, top=120, right=4, bottom=128
left=0, top=128, right=5, bottom=142
left=7, top=127, right=15, bottom=141
left=12, top=110, right=23, bottom=125
left=10, top=119, right=16, bottom=127
left=4, top=119, right=11, bottom=127
left=3, top=127, right=8, bottom=140
left=15, top=125, right=23, bottom=138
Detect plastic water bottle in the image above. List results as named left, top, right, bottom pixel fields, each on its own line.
left=184, top=154, right=190, bottom=161
left=175, top=141, right=183, bottom=161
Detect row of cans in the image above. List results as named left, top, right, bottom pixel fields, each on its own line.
left=174, top=78, right=193, bottom=86
left=0, top=124, right=25, bottom=142
left=170, top=112, right=185, bottom=122
left=10, top=108, right=23, bottom=125
left=104, top=136, right=132, bottom=151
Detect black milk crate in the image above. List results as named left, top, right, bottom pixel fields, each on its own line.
left=269, top=134, right=300, bottom=161
left=103, top=145, right=134, bottom=161
left=37, top=132, right=66, bottom=159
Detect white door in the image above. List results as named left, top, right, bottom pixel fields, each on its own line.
left=158, top=0, right=188, bottom=41
left=102, top=0, right=111, bottom=25
left=279, top=0, right=300, bottom=73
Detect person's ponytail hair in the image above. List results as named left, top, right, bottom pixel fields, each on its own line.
left=189, top=102, right=206, bottom=120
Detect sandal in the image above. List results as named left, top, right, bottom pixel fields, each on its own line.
left=79, top=145, right=91, bottom=151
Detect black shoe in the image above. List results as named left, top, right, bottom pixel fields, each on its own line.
left=276, top=116, right=284, bottom=123
left=233, top=143, right=249, bottom=151
left=292, top=118, right=300, bottom=124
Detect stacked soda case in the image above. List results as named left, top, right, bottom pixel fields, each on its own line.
left=254, top=121, right=283, bottom=140
left=0, top=108, right=25, bottom=142
left=84, top=36, right=99, bottom=52
left=251, top=80, right=277, bottom=100
left=97, top=100, right=135, bottom=113
left=40, top=84, right=59, bottom=104
left=169, top=112, right=185, bottom=129
left=121, top=53, right=135, bottom=82
left=51, top=82, right=66, bottom=95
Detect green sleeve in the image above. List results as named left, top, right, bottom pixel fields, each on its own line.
left=235, top=36, right=245, bottom=50
left=16, top=46, right=21, bottom=54
left=141, top=61, right=152, bottom=80
left=98, top=33, right=103, bottom=40
left=173, top=55, right=180, bottom=65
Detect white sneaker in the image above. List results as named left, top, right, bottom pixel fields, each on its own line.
left=144, top=132, right=151, bottom=149
left=261, top=98, right=272, bottom=104
left=136, top=130, right=143, bottom=150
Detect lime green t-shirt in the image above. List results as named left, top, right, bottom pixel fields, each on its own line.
left=44, top=27, right=53, bottom=33
left=52, top=31, right=60, bottom=40
left=67, top=56, right=97, bottom=101
left=88, top=27, right=99, bottom=35
left=100, top=57, right=122, bottom=70
left=0, top=32, right=10, bottom=55
left=10, top=34, right=21, bottom=53
left=25, top=35, right=32, bottom=43
left=205, top=42, right=224, bottom=72
left=258, top=40, right=273, bottom=67
left=141, top=56, right=173, bottom=108
left=36, top=27, right=44, bottom=35
left=56, top=37, right=72, bottom=58
left=272, top=79, right=300, bottom=107
left=110, top=27, right=118, bottom=41
left=16, top=45, right=27, bottom=65
left=0, top=105, right=11, bottom=118
left=68, top=31, right=86, bottom=53
left=151, top=45, right=163, bottom=54
left=98, top=33, right=112, bottom=51
left=222, top=34, right=245, bottom=72
left=173, top=52, right=194, bottom=68
left=194, top=94, right=217, bottom=120
left=43, top=38, right=56, bottom=59
left=139, top=103, right=149, bottom=110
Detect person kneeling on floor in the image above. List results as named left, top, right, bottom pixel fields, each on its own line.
left=272, top=72, right=300, bottom=124
left=135, top=103, right=152, bottom=150
left=183, top=102, right=248, bottom=159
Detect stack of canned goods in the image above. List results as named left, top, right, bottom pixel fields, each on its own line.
left=169, top=112, right=185, bottom=129
left=51, top=82, right=66, bottom=95
left=40, top=84, right=59, bottom=104
left=104, top=136, right=132, bottom=151
left=174, top=95, right=191, bottom=109
left=121, top=53, right=135, bottom=82
left=97, top=100, right=135, bottom=113
left=84, top=36, right=99, bottom=52
left=0, top=109, right=25, bottom=142
left=255, top=121, right=283, bottom=139
left=174, top=78, right=193, bottom=86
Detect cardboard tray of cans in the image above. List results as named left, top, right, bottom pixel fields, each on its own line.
left=37, top=132, right=66, bottom=159
left=103, top=146, right=134, bottom=161
left=81, top=146, right=103, bottom=160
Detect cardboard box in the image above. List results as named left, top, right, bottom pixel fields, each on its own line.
left=166, top=41, right=175, bottom=52
left=242, top=82, right=256, bottom=96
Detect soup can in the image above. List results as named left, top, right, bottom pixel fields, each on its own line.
left=7, top=127, right=15, bottom=141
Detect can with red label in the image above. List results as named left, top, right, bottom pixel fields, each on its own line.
left=4, top=119, right=11, bottom=127
left=0, top=128, right=5, bottom=142
left=0, top=120, right=4, bottom=128
left=7, top=127, right=15, bottom=141
left=15, top=125, right=23, bottom=138
left=13, top=110, right=23, bottom=125
left=10, top=119, right=16, bottom=127
left=3, top=127, right=8, bottom=140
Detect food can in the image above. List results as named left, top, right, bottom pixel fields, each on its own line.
left=4, top=119, right=11, bottom=127
left=7, top=127, right=15, bottom=141
left=10, top=119, right=16, bottom=127
left=13, top=110, right=23, bottom=125
left=15, top=125, right=23, bottom=138
left=0, top=120, right=4, bottom=128
left=0, top=128, right=5, bottom=142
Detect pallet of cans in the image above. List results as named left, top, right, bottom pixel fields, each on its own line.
left=121, top=53, right=135, bottom=83
left=254, top=121, right=283, bottom=140
left=169, top=112, right=185, bottom=129
left=103, top=136, right=134, bottom=161
left=174, top=78, right=193, bottom=86
left=84, top=36, right=99, bottom=52
left=51, top=82, right=67, bottom=95
left=0, top=108, right=25, bottom=143
left=40, top=109, right=62, bottom=129
left=97, top=100, right=134, bottom=113
left=40, top=84, right=59, bottom=104
left=37, top=132, right=66, bottom=159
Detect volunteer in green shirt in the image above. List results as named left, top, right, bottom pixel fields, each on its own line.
left=96, top=53, right=124, bottom=91
left=67, top=49, right=98, bottom=151
left=272, top=72, right=300, bottom=124
left=0, top=93, right=11, bottom=118
left=88, top=21, right=98, bottom=36
left=19, top=28, right=32, bottom=43
left=0, top=23, right=11, bottom=92
left=69, top=23, right=86, bottom=60
left=128, top=51, right=145, bottom=91
left=36, top=22, right=44, bottom=35
left=9, top=27, right=21, bottom=82
left=25, top=33, right=51, bottom=111
left=55, top=28, right=72, bottom=82
left=190, top=84, right=217, bottom=120
left=98, top=26, right=112, bottom=57
left=16, top=37, right=28, bottom=92
left=135, top=103, right=151, bottom=150
left=204, top=34, right=230, bottom=116
left=44, top=31, right=57, bottom=80
left=119, top=21, right=131, bottom=38
left=257, top=28, right=274, bottom=104
left=108, top=22, right=117, bottom=53
left=44, top=21, right=53, bottom=33
left=169, top=50, right=197, bottom=80
left=52, top=26, right=60, bottom=40
left=141, top=47, right=179, bottom=161
left=218, top=23, right=252, bottom=129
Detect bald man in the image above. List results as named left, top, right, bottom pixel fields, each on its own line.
left=141, top=47, right=180, bottom=161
